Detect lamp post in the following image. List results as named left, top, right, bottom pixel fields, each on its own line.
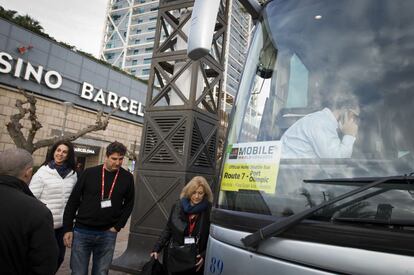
left=61, top=101, right=73, bottom=136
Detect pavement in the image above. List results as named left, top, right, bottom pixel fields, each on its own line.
left=57, top=220, right=132, bottom=275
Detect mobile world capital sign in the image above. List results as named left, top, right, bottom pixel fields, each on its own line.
left=0, top=51, right=144, bottom=117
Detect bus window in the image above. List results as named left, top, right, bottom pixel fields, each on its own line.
left=286, top=54, right=309, bottom=108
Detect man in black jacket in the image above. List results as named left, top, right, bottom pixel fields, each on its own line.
left=0, top=148, right=58, bottom=274
left=63, top=141, right=135, bottom=275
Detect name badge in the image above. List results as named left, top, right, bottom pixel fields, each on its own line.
left=101, top=199, right=112, bottom=208
left=184, top=237, right=195, bottom=244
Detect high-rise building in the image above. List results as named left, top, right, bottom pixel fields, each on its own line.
left=100, top=0, right=159, bottom=79
left=222, top=0, right=253, bottom=112
left=101, top=0, right=252, bottom=111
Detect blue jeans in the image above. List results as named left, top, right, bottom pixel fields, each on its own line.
left=70, top=227, right=117, bottom=275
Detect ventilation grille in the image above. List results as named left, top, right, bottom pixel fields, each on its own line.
left=208, top=131, right=217, bottom=159
left=191, top=125, right=217, bottom=168
left=194, top=151, right=210, bottom=167
left=171, top=125, right=185, bottom=155
left=154, top=117, right=181, bottom=133
left=194, top=131, right=216, bottom=168
left=144, top=125, right=158, bottom=155
left=190, top=124, right=202, bottom=157
left=149, top=147, right=175, bottom=163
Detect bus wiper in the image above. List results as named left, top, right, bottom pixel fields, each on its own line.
left=332, top=217, right=414, bottom=227
left=241, top=175, right=414, bottom=248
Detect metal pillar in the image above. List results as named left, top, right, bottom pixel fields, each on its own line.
left=111, top=0, right=229, bottom=272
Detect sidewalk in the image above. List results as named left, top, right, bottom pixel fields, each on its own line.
left=57, top=221, right=131, bottom=275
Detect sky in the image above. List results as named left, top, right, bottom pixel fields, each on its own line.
left=0, top=0, right=108, bottom=57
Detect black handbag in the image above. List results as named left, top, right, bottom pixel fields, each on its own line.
left=167, top=241, right=197, bottom=272
left=167, top=213, right=204, bottom=273
left=141, top=257, right=167, bottom=275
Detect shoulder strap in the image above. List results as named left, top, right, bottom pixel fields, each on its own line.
left=196, top=211, right=205, bottom=242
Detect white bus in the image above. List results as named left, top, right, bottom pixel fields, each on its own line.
left=189, top=0, right=414, bottom=274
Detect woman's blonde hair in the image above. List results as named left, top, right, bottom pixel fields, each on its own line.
left=180, top=176, right=213, bottom=203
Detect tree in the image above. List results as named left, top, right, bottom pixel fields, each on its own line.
left=0, top=6, right=43, bottom=34
left=6, top=89, right=116, bottom=154
left=0, top=6, right=17, bottom=21
left=13, top=14, right=43, bottom=33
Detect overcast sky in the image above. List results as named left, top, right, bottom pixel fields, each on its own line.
left=0, top=0, right=107, bottom=57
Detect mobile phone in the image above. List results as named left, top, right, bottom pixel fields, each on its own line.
left=339, top=109, right=349, bottom=128
left=343, top=110, right=349, bottom=124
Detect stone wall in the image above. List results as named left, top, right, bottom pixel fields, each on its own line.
left=0, top=86, right=142, bottom=168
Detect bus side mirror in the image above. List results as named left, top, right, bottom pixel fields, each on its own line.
left=187, top=0, right=221, bottom=60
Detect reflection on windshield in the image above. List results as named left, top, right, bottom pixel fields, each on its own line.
left=219, top=0, right=414, bottom=224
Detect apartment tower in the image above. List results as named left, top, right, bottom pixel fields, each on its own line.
left=101, top=0, right=252, bottom=111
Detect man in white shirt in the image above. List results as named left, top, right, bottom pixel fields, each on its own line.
left=281, top=104, right=359, bottom=158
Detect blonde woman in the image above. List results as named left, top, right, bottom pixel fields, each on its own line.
left=150, top=176, right=213, bottom=275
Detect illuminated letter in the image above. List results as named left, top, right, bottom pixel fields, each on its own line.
left=107, top=91, right=118, bottom=108
left=93, top=89, right=106, bottom=105
left=137, top=102, right=144, bottom=117
left=24, top=63, right=43, bottom=84
left=129, top=99, right=138, bottom=114
left=118, top=96, right=129, bottom=111
left=0, top=52, right=12, bottom=73
left=44, top=70, right=62, bottom=89
left=14, top=58, right=24, bottom=78
left=80, top=82, right=94, bottom=100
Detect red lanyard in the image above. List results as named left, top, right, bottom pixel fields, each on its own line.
left=101, top=165, right=119, bottom=201
left=188, top=214, right=198, bottom=236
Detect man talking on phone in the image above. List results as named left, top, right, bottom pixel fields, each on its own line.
left=281, top=95, right=359, bottom=158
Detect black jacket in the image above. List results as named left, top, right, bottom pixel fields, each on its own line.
left=153, top=200, right=211, bottom=258
left=0, top=175, right=58, bottom=275
left=63, top=164, right=135, bottom=232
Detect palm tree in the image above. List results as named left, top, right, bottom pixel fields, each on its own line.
left=14, top=14, right=44, bottom=33
left=0, top=6, right=17, bottom=20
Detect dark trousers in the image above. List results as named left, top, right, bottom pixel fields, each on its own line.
left=55, top=227, right=66, bottom=271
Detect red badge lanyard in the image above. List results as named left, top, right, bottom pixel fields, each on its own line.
left=101, top=165, right=120, bottom=201
left=188, top=214, right=198, bottom=236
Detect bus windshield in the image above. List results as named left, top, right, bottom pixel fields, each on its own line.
left=218, top=0, right=414, bottom=224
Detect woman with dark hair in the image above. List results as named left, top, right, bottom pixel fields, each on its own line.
left=150, top=176, right=213, bottom=275
left=30, top=140, right=77, bottom=271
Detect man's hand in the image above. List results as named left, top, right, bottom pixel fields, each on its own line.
left=195, top=254, right=204, bottom=272
left=63, top=232, right=73, bottom=248
left=340, top=113, right=358, bottom=137
left=109, top=227, right=118, bottom=233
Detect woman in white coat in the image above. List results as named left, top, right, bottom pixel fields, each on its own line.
left=30, top=140, right=78, bottom=271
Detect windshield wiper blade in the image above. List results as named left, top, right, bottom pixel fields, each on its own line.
left=332, top=217, right=414, bottom=227
left=241, top=175, right=414, bottom=248
left=304, top=176, right=414, bottom=184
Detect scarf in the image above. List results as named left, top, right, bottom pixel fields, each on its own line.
left=181, top=197, right=209, bottom=214
left=48, top=161, right=72, bottom=179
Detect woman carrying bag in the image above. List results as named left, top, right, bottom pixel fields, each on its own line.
left=150, top=176, right=213, bottom=275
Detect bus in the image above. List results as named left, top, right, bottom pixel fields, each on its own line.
left=189, top=0, right=414, bottom=274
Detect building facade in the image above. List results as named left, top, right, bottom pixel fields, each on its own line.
left=222, top=0, right=253, bottom=112
left=100, top=0, right=252, bottom=112
left=0, top=18, right=147, bottom=169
